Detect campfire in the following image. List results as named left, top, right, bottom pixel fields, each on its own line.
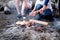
left=16, top=16, right=48, bottom=32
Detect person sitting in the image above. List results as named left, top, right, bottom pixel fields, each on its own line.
left=29, top=0, right=54, bottom=21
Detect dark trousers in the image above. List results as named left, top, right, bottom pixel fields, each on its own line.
left=35, top=4, right=53, bottom=21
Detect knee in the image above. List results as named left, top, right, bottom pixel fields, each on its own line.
left=44, top=9, right=52, bottom=15
left=35, top=4, right=43, bottom=10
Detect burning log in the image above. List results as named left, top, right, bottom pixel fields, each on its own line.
left=16, top=19, right=48, bottom=26
left=16, top=21, right=26, bottom=25
left=30, top=19, right=48, bottom=26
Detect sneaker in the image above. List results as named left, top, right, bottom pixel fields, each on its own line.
left=17, top=14, right=22, bottom=19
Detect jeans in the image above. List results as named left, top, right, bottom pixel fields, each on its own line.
left=17, top=6, right=32, bottom=18
left=24, top=8, right=32, bottom=16
left=35, top=4, right=53, bottom=21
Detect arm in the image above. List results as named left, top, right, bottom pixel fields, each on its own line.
left=32, top=7, right=36, bottom=12
left=38, top=0, right=49, bottom=13
left=29, top=0, right=37, bottom=16
left=42, top=0, right=49, bottom=10
left=31, top=0, right=49, bottom=16
left=29, top=6, right=36, bottom=16
left=30, top=0, right=38, bottom=12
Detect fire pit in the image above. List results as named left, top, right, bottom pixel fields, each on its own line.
left=16, top=16, right=48, bottom=32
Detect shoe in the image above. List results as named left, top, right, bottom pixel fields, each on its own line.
left=17, top=14, right=22, bottom=19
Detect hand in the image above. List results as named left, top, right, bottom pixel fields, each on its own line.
left=32, top=11, right=37, bottom=16
left=29, top=11, right=33, bottom=16
left=25, top=5, right=29, bottom=10
left=39, top=9, right=43, bottom=14
left=29, top=11, right=36, bottom=16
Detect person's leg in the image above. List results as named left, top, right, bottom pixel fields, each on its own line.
left=42, top=9, right=52, bottom=16
left=41, top=9, right=54, bottom=21
left=35, top=4, right=54, bottom=21
left=17, top=6, right=22, bottom=19
left=24, top=8, right=32, bottom=16
left=17, top=6, right=32, bottom=18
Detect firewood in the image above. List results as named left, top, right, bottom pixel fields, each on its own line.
left=30, top=19, right=48, bottom=26
left=16, top=21, right=26, bottom=25
left=16, top=19, right=48, bottom=26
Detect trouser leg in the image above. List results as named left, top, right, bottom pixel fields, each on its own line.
left=35, top=4, right=54, bottom=21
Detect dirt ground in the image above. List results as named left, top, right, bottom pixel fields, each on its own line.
left=0, top=0, right=60, bottom=40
